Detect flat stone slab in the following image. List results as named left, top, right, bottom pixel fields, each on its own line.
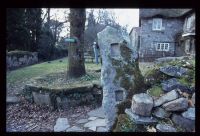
left=172, top=114, right=195, bottom=132
left=160, top=66, right=188, bottom=77
left=88, top=126, right=97, bottom=131
left=191, top=93, right=195, bottom=105
left=83, top=119, right=106, bottom=128
left=182, top=108, right=195, bottom=120
left=96, top=126, right=107, bottom=132
left=32, top=91, right=52, bottom=106
left=71, top=113, right=81, bottom=118
left=131, top=93, right=153, bottom=116
left=156, top=124, right=177, bottom=132
left=88, top=117, right=98, bottom=121
left=161, top=78, right=191, bottom=93
left=162, top=97, right=188, bottom=112
left=125, top=108, right=157, bottom=125
left=76, top=119, right=88, bottom=124
left=6, top=96, right=20, bottom=104
left=87, top=107, right=105, bottom=118
left=154, top=89, right=179, bottom=107
left=155, top=56, right=189, bottom=64
left=54, top=118, right=70, bottom=132
left=66, top=126, right=84, bottom=132
left=152, top=107, right=171, bottom=119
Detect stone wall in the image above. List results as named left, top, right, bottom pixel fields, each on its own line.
left=7, top=51, right=38, bottom=70
left=139, top=18, right=184, bottom=61
left=183, top=13, right=195, bottom=34
left=24, top=84, right=102, bottom=110
left=182, top=12, right=195, bottom=55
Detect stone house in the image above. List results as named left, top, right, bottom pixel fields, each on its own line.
left=129, top=9, right=195, bottom=61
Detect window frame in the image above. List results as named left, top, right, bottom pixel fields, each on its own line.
left=152, top=18, right=163, bottom=31
left=156, top=42, right=169, bottom=51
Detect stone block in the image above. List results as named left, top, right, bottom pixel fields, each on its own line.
left=131, top=93, right=153, bottom=116
left=154, top=89, right=179, bottom=107
left=172, top=114, right=195, bottom=132
left=54, top=118, right=70, bottom=132
left=152, top=107, right=171, bottom=119
left=156, top=124, right=176, bottom=132
left=181, top=108, right=195, bottom=120
left=32, top=91, right=52, bottom=106
left=161, top=78, right=191, bottom=93
left=162, top=97, right=188, bottom=111
left=160, top=66, right=188, bottom=77
left=125, top=108, right=157, bottom=125
left=191, top=93, right=195, bottom=105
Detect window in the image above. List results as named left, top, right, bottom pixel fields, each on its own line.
left=157, top=43, right=161, bottom=50
left=153, top=18, right=162, bottom=30
left=161, top=43, right=164, bottom=50
left=164, top=43, right=169, bottom=51
left=186, top=16, right=192, bottom=29
left=156, top=42, right=169, bottom=51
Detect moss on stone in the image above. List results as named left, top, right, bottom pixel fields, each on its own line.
left=111, top=56, right=145, bottom=99
left=113, top=114, right=136, bottom=132
left=144, top=67, right=170, bottom=87
left=178, top=77, right=190, bottom=86
left=148, top=85, right=163, bottom=97
left=120, top=43, right=132, bottom=61
left=7, top=50, right=35, bottom=58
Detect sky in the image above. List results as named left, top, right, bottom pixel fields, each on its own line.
left=42, top=8, right=139, bottom=37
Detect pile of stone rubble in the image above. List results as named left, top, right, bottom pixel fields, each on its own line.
left=125, top=63, right=195, bottom=132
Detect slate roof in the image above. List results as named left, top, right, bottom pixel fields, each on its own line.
left=140, top=9, right=192, bottom=18
left=129, top=27, right=140, bottom=35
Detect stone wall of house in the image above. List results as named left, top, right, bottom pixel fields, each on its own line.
left=7, top=51, right=38, bottom=70
left=139, top=18, right=184, bottom=61
left=129, top=27, right=140, bottom=51
left=183, top=13, right=195, bottom=34
left=182, top=13, right=195, bottom=55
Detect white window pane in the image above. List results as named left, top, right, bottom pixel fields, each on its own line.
left=161, top=44, right=164, bottom=50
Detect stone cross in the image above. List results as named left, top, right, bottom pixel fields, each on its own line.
left=97, top=26, right=143, bottom=131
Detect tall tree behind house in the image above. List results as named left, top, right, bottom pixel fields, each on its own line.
left=67, top=8, right=86, bottom=78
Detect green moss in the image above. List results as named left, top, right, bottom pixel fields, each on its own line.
left=144, top=67, right=170, bottom=86
left=178, top=77, right=190, bottom=86
left=7, top=50, right=34, bottom=58
left=148, top=85, right=163, bottom=97
left=111, top=56, right=145, bottom=99
left=113, top=114, right=136, bottom=132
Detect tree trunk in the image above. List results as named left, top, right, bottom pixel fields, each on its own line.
left=47, top=8, right=50, bottom=29
left=67, top=8, right=86, bottom=78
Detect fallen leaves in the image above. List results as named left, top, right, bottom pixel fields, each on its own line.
left=6, top=97, right=96, bottom=132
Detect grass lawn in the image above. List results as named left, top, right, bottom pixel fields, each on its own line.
left=7, top=56, right=154, bottom=86
left=7, top=57, right=101, bottom=84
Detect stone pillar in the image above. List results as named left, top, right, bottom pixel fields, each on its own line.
left=97, top=26, right=144, bottom=131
